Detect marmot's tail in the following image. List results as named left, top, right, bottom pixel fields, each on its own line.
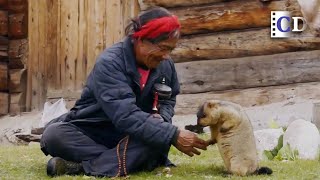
left=255, top=167, right=273, bottom=175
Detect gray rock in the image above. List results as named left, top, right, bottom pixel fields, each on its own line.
left=283, top=119, right=320, bottom=160
left=254, top=128, right=284, bottom=160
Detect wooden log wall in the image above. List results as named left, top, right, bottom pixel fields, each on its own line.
left=0, top=0, right=28, bottom=116
left=177, top=50, right=320, bottom=93
left=25, top=0, right=320, bottom=113
left=27, top=0, right=140, bottom=110
left=138, top=0, right=320, bottom=114
left=0, top=0, right=8, bottom=114
left=176, top=82, right=320, bottom=114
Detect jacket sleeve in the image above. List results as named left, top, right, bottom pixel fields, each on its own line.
left=92, top=56, right=178, bottom=150
left=159, top=61, right=180, bottom=124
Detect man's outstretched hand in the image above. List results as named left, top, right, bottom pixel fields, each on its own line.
left=173, top=129, right=209, bottom=157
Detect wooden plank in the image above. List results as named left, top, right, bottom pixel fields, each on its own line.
left=175, top=82, right=320, bottom=115
left=176, top=50, right=320, bottom=94
left=171, top=28, right=320, bottom=63
left=133, top=0, right=141, bottom=17
left=0, top=61, right=7, bottom=91
left=8, top=13, right=27, bottom=39
left=27, top=0, right=39, bottom=111
left=122, top=0, right=140, bottom=33
left=37, top=0, right=47, bottom=110
left=0, top=92, right=8, bottom=115
left=138, top=0, right=226, bottom=10
left=0, top=10, right=8, bottom=36
left=106, top=0, right=122, bottom=48
left=47, top=89, right=82, bottom=99
left=9, top=68, right=26, bottom=93
left=56, top=0, right=61, bottom=89
left=9, top=92, right=25, bottom=115
left=7, top=0, right=27, bottom=13
left=75, top=0, right=87, bottom=90
left=96, top=0, right=107, bottom=49
left=115, top=0, right=124, bottom=41
left=86, top=0, right=107, bottom=75
left=86, top=0, right=95, bottom=76
left=45, top=0, right=58, bottom=91
left=60, top=0, right=78, bottom=94
left=122, top=0, right=132, bottom=33
left=172, top=0, right=301, bottom=35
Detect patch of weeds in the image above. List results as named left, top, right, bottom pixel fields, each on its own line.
left=263, top=127, right=299, bottom=161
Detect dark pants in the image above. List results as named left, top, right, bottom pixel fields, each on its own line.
left=40, top=121, right=172, bottom=177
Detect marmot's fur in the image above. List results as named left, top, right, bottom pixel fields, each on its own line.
left=197, top=100, right=272, bottom=176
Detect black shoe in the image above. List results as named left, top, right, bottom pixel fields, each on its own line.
left=47, top=157, right=84, bottom=177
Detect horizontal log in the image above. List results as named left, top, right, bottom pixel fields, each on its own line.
left=171, top=28, right=320, bottom=63
left=31, top=127, right=44, bottom=135
left=9, top=92, right=25, bottom=115
left=173, top=0, right=301, bottom=35
left=0, top=0, right=8, bottom=9
left=9, top=58, right=24, bottom=69
left=15, top=134, right=41, bottom=142
left=0, top=61, right=7, bottom=91
left=8, top=13, right=27, bottom=39
left=47, top=90, right=83, bottom=100
left=175, top=82, right=320, bottom=114
left=0, top=36, right=8, bottom=59
left=9, top=68, right=26, bottom=93
left=8, top=0, right=27, bottom=13
left=0, top=92, right=8, bottom=115
left=176, top=50, right=320, bottom=94
left=0, top=10, right=8, bottom=36
left=138, top=0, right=226, bottom=10
left=8, top=39, right=27, bottom=58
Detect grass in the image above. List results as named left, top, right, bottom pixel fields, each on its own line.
left=0, top=135, right=319, bottom=180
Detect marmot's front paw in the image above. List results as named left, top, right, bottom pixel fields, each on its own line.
left=207, top=139, right=217, bottom=145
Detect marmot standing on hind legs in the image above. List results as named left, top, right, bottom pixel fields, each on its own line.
left=197, top=100, right=272, bottom=176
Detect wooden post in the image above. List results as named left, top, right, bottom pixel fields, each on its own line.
left=0, top=61, right=8, bottom=91
left=0, top=92, right=8, bottom=115
left=313, top=102, right=320, bottom=129
left=7, top=0, right=28, bottom=115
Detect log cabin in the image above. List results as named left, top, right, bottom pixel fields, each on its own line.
left=0, top=0, right=27, bottom=115
left=0, top=0, right=320, bottom=117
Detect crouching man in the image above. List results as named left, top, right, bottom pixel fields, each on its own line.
left=40, top=7, right=208, bottom=178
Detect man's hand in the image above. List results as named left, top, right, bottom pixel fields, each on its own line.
left=173, top=130, right=209, bottom=157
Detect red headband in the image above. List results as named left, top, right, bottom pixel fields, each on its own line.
left=132, top=15, right=181, bottom=40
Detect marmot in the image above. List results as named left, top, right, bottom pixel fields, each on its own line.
left=197, top=100, right=272, bottom=176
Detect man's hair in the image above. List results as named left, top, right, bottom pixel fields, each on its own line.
left=125, top=7, right=180, bottom=43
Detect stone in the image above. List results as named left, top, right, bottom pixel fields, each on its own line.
left=283, top=119, right=320, bottom=160
left=254, top=128, right=284, bottom=160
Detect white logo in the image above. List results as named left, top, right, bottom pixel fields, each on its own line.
left=271, top=11, right=307, bottom=38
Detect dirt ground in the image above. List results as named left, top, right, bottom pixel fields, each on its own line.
left=0, top=97, right=319, bottom=145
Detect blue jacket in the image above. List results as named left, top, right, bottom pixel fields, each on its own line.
left=65, top=36, right=180, bottom=151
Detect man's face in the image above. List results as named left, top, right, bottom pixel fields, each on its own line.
left=135, top=37, right=179, bottom=69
